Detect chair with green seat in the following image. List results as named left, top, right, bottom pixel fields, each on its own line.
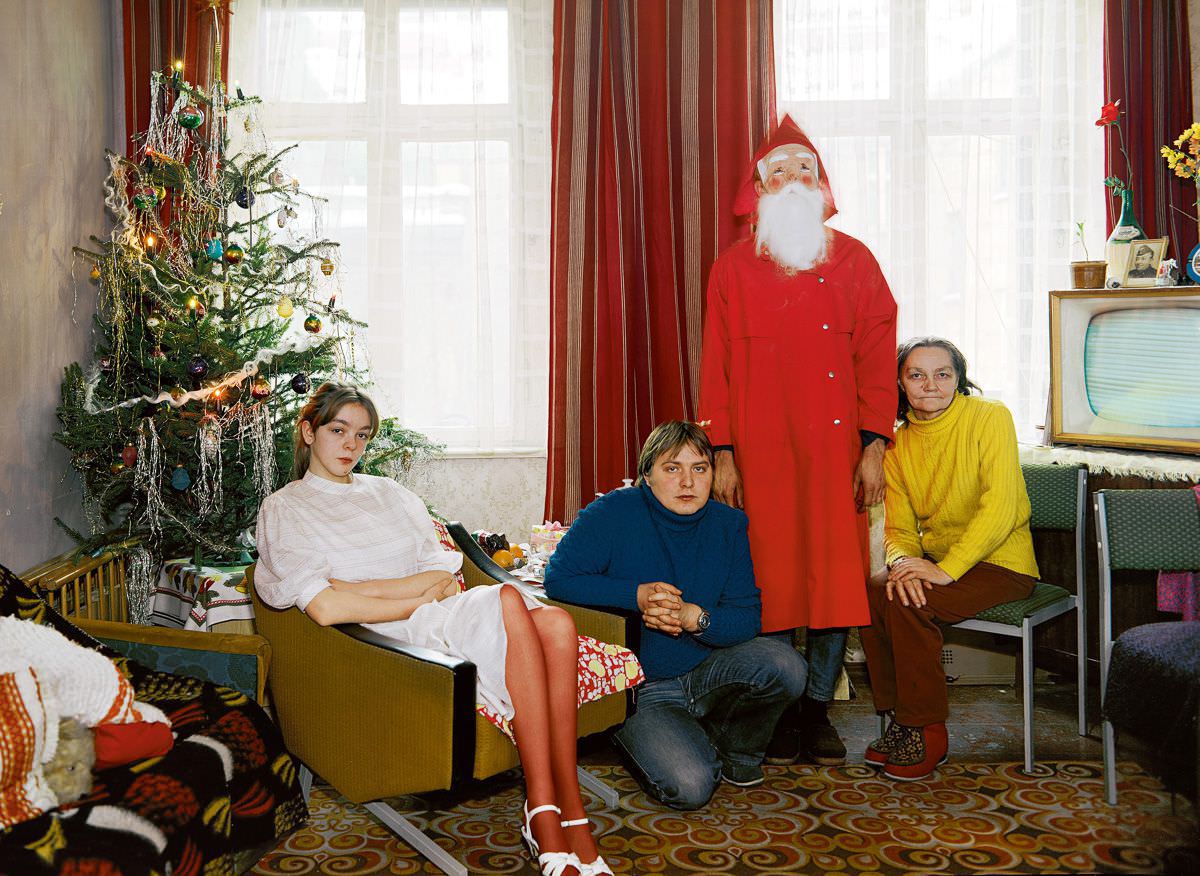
left=1095, top=488, right=1200, bottom=805
left=949, top=462, right=1089, bottom=773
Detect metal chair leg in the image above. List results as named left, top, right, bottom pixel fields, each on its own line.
left=1021, top=620, right=1034, bottom=774
left=577, top=764, right=620, bottom=809
left=1075, top=597, right=1087, bottom=737
left=1103, top=719, right=1118, bottom=805
left=299, top=764, right=313, bottom=805
left=365, top=801, right=468, bottom=876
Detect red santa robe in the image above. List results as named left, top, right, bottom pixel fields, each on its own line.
left=699, top=117, right=898, bottom=632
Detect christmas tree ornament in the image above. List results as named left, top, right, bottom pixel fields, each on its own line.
left=145, top=310, right=162, bottom=328
left=89, top=264, right=101, bottom=281
left=151, top=345, right=167, bottom=360
left=276, top=296, right=294, bottom=318
left=187, top=354, right=209, bottom=378
left=275, top=210, right=287, bottom=228
left=235, top=187, right=256, bottom=209
left=320, top=257, right=335, bottom=276
left=205, top=237, right=224, bottom=261
left=177, top=104, right=205, bottom=129
left=186, top=296, right=207, bottom=320
left=133, top=418, right=164, bottom=541
left=132, top=185, right=159, bottom=210
left=109, top=460, right=126, bottom=475
left=154, top=185, right=166, bottom=202
left=303, top=314, right=322, bottom=333
left=250, top=403, right=278, bottom=501
left=170, top=464, right=191, bottom=490
left=290, top=373, right=310, bottom=394
left=224, top=243, right=245, bottom=265
left=125, top=546, right=156, bottom=625
left=291, top=177, right=300, bottom=192
left=196, top=415, right=224, bottom=517
left=99, top=356, right=113, bottom=372
left=250, top=376, right=271, bottom=399
left=169, top=385, right=186, bottom=402
left=269, top=169, right=286, bottom=187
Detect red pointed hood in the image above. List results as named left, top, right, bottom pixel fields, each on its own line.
left=732, top=115, right=838, bottom=221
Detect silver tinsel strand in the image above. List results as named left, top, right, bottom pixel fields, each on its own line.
left=251, top=404, right=277, bottom=502
left=196, top=415, right=224, bottom=517
left=133, top=418, right=165, bottom=542
left=126, top=546, right=156, bottom=625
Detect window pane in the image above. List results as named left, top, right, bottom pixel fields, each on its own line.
left=268, top=141, right=369, bottom=324
left=259, top=7, right=366, bottom=102
left=818, top=136, right=893, bottom=274
left=396, top=5, right=509, bottom=104
left=924, top=134, right=1018, bottom=399
left=774, top=0, right=889, bottom=101
left=371, top=141, right=513, bottom=436
left=926, top=0, right=1016, bottom=99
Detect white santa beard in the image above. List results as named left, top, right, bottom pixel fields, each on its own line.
left=755, top=183, right=829, bottom=271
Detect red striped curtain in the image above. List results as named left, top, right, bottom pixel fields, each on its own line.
left=1103, top=0, right=1195, bottom=261
left=546, top=0, right=775, bottom=522
left=122, top=0, right=231, bottom=156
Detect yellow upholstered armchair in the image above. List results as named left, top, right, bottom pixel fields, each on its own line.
left=248, top=521, right=630, bottom=876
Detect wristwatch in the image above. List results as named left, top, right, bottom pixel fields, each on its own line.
left=694, top=609, right=711, bottom=635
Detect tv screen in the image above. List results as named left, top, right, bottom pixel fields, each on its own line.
left=1083, top=307, right=1200, bottom=428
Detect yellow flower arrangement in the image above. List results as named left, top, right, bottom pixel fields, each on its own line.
left=1160, top=123, right=1200, bottom=180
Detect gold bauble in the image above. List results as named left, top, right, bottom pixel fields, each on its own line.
left=276, top=296, right=294, bottom=318
left=320, top=258, right=335, bottom=277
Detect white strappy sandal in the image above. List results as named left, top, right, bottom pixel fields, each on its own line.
left=522, top=802, right=583, bottom=876
left=560, top=816, right=614, bottom=876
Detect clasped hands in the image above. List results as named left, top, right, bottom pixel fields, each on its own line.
left=885, top=557, right=953, bottom=608
left=636, top=581, right=702, bottom=636
left=328, top=572, right=459, bottom=603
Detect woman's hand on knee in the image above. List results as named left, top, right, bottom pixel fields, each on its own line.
left=885, top=576, right=931, bottom=608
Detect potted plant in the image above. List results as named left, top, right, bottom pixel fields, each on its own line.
left=1070, top=220, right=1106, bottom=289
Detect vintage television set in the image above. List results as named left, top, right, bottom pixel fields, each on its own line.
left=1049, top=287, right=1200, bottom=455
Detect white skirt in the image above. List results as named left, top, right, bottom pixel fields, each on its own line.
left=362, top=581, right=543, bottom=720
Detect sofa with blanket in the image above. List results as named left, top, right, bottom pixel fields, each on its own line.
left=0, top=562, right=307, bottom=875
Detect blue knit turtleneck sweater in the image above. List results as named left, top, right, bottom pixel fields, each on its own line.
left=544, top=484, right=761, bottom=680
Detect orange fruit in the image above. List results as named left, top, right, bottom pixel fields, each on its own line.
left=491, top=549, right=515, bottom=569
left=509, top=544, right=525, bottom=558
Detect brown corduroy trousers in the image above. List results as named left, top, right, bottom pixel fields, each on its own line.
left=860, top=561, right=1035, bottom=726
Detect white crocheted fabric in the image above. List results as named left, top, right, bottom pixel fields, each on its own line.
left=0, top=617, right=168, bottom=730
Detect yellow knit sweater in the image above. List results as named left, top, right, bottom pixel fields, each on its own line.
left=883, top=393, right=1039, bottom=581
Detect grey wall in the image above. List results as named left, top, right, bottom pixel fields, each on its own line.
left=0, top=1, right=117, bottom=572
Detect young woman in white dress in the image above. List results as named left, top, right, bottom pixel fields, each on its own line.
left=254, top=382, right=611, bottom=876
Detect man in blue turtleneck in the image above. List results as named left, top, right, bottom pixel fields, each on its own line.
left=545, top=421, right=808, bottom=809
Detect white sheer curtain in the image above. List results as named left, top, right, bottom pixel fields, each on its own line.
left=774, top=0, right=1106, bottom=441
left=231, top=0, right=551, bottom=453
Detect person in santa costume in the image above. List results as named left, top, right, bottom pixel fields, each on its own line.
left=699, top=115, right=898, bottom=766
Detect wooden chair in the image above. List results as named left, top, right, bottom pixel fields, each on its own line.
left=1094, top=488, right=1200, bottom=805
left=249, top=522, right=630, bottom=876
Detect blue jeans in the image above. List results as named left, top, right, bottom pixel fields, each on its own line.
left=768, top=627, right=847, bottom=703
left=613, top=637, right=807, bottom=809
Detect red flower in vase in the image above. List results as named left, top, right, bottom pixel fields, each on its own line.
left=1096, top=100, right=1121, bottom=126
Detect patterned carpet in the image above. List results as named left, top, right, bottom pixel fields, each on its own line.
left=251, top=762, right=1199, bottom=874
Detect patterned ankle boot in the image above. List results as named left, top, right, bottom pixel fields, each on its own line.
left=864, top=714, right=905, bottom=767
left=882, top=722, right=948, bottom=781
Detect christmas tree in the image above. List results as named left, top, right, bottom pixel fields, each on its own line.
left=57, top=65, right=439, bottom=612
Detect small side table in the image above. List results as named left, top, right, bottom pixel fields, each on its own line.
left=151, top=558, right=256, bottom=634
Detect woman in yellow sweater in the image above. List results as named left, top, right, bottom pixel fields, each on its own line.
left=860, top=337, right=1038, bottom=781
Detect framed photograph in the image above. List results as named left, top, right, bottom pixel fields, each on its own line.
left=1120, top=237, right=1168, bottom=288
left=1048, top=287, right=1200, bottom=454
